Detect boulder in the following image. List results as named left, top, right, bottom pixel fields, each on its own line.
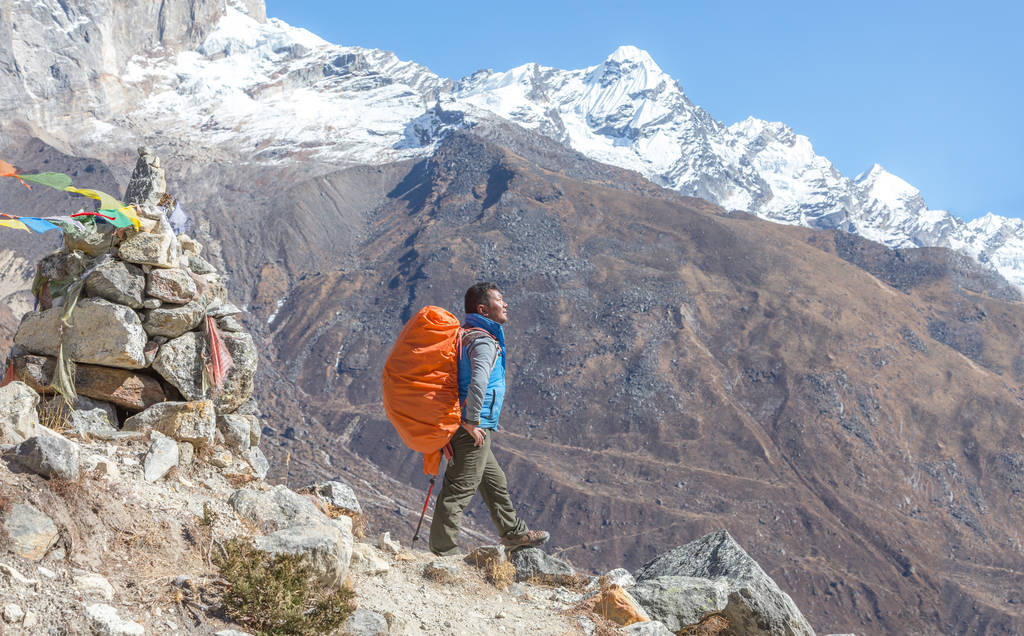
left=122, top=401, right=216, bottom=447
left=85, top=603, right=144, bottom=636
left=151, top=331, right=205, bottom=399
left=253, top=522, right=352, bottom=588
left=229, top=485, right=328, bottom=533
left=340, top=608, right=389, bottom=636
left=217, top=315, right=245, bottom=332
left=377, top=531, right=401, bottom=556
left=5, top=434, right=80, bottom=480
left=0, top=381, right=39, bottom=443
left=217, top=414, right=253, bottom=452
left=423, top=560, right=459, bottom=583
left=1, top=503, right=58, bottom=561
left=85, top=260, right=145, bottom=308
left=150, top=330, right=257, bottom=414
left=146, top=268, right=197, bottom=304
left=15, top=298, right=148, bottom=369
left=215, top=331, right=257, bottom=414
left=583, top=584, right=650, bottom=627
left=117, top=214, right=178, bottom=269
left=628, top=578, right=734, bottom=632
left=243, top=446, right=269, bottom=480
left=315, top=479, right=362, bottom=514
left=508, top=547, right=576, bottom=583
left=144, top=435, right=179, bottom=482
left=143, top=300, right=205, bottom=338
left=208, top=447, right=233, bottom=468
left=207, top=302, right=242, bottom=318
left=13, top=354, right=165, bottom=410
left=178, top=441, right=195, bottom=466
left=633, top=530, right=813, bottom=636
left=194, top=272, right=227, bottom=306
left=178, top=234, right=202, bottom=255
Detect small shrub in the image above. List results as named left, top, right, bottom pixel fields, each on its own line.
left=422, top=563, right=458, bottom=585
left=527, top=573, right=589, bottom=589
left=213, top=537, right=355, bottom=635
left=37, top=398, right=72, bottom=432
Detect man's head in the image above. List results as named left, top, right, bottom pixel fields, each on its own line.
left=464, top=282, right=508, bottom=324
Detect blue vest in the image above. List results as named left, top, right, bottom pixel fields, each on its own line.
left=458, top=313, right=506, bottom=430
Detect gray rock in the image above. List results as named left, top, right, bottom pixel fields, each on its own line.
left=152, top=331, right=205, bottom=399
left=64, top=227, right=115, bottom=257
left=5, top=434, right=80, bottom=480
left=618, top=620, right=674, bottom=635
left=185, top=253, right=216, bottom=275
left=84, top=603, right=145, bottom=636
left=122, top=400, right=216, bottom=447
left=193, top=272, right=227, bottom=306
left=315, top=479, right=362, bottom=514
left=40, top=396, right=118, bottom=437
left=207, top=302, right=242, bottom=318
left=179, top=235, right=203, bottom=256
left=217, top=414, right=253, bottom=452
left=350, top=542, right=389, bottom=575
left=208, top=447, right=233, bottom=468
left=215, top=331, right=258, bottom=414
left=147, top=268, right=198, bottom=304
left=508, top=547, right=576, bottom=582
left=118, top=214, right=178, bottom=269
left=253, top=523, right=352, bottom=588
left=217, top=315, right=245, bottom=332
left=243, top=446, right=269, bottom=480
left=178, top=441, right=195, bottom=466
left=150, top=330, right=257, bottom=414
left=633, top=530, right=814, bottom=636
left=144, top=435, right=179, bottom=482
left=0, top=381, right=39, bottom=443
left=85, top=260, right=145, bottom=308
left=143, top=300, right=205, bottom=338
left=229, top=485, right=327, bottom=533
left=602, top=567, right=637, bottom=589
left=629, top=576, right=731, bottom=632
left=234, top=397, right=260, bottom=417
left=123, top=146, right=167, bottom=207
left=3, top=603, right=24, bottom=624
left=15, top=298, right=148, bottom=369
left=341, top=608, right=389, bottom=636
left=1, top=503, right=59, bottom=561
left=143, top=297, right=162, bottom=309
left=38, top=249, right=90, bottom=281
left=74, top=572, right=116, bottom=600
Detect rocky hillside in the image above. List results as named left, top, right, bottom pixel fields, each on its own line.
left=0, top=154, right=819, bottom=634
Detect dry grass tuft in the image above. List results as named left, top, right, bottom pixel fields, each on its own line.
left=466, top=550, right=517, bottom=589
left=527, top=573, right=590, bottom=589
left=679, top=613, right=731, bottom=635
left=37, top=398, right=72, bottom=432
left=422, top=564, right=458, bottom=585
left=223, top=473, right=255, bottom=488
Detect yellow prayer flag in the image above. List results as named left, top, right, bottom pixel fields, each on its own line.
left=0, top=219, right=31, bottom=232
left=64, top=187, right=123, bottom=211
left=117, top=205, right=143, bottom=229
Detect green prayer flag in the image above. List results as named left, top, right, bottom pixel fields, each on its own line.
left=98, top=208, right=136, bottom=229
left=20, top=172, right=73, bottom=191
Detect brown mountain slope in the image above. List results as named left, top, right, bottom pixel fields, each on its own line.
left=256, top=131, right=1024, bottom=634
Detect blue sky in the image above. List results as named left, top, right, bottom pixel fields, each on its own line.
left=266, top=1, right=1023, bottom=221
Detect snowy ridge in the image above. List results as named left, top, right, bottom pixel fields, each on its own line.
left=34, top=4, right=1024, bottom=288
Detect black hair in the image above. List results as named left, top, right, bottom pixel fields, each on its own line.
left=465, top=282, right=500, bottom=314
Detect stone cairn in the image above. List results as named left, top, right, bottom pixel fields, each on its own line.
left=1, top=147, right=267, bottom=480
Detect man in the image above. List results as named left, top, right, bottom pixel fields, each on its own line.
left=429, top=282, right=550, bottom=556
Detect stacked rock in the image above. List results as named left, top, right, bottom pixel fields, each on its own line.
left=3, top=147, right=267, bottom=479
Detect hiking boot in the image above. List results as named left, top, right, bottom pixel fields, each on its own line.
left=501, top=529, right=550, bottom=549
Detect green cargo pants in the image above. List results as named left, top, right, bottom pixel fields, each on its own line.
left=429, top=427, right=529, bottom=556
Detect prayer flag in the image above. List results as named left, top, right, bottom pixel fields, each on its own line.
left=21, top=172, right=73, bottom=190
left=65, top=187, right=123, bottom=211
left=0, top=219, right=31, bottom=232
left=0, top=159, right=29, bottom=188
left=18, top=217, right=61, bottom=233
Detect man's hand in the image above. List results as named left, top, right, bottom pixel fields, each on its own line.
left=461, top=420, right=485, bottom=447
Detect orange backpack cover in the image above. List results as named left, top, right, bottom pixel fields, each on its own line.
left=381, top=306, right=463, bottom=474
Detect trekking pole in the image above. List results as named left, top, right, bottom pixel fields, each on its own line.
left=412, top=477, right=435, bottom=543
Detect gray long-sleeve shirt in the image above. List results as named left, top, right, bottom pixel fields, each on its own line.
left=462, top=333, right=499, bottom=425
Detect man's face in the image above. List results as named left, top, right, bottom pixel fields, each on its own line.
left=479, top=289, right=508, bottom=324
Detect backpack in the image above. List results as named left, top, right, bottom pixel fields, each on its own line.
left=381, top=306, right=463, bottom=475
